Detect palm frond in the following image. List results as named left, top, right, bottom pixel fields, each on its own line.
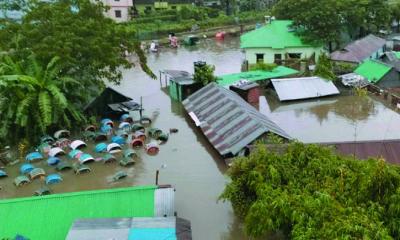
left=38, top=91, right=52, bottom=126
left=46, top=84, right=67, bottom=108
left=44, top=56, right=62, bottom=84
left=15, top=94, right=35, bottom=127
left=26, top=54, right=44, bottom=81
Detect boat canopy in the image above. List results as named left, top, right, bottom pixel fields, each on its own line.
left=79, top=154, right=95, bottom=164
left=95, top=143, right=108, bottom=153
left=120, top=157, right=136, bottom=167
left=124, top=149, right=137, bottom=158
left=131, top=124, right=144, bottom=132
left=70, top=140, right=87, bottom=150
left=149, top=128, right=162, bottom=138
left=47, top=157, right=60, bottom=166
left=46, top=174, right=63, bottom=185
left=85, top=125, right=96, bottom=132
left=120, top=114, right=133, bottom=122
left=20, top=164, right=34, bottom=174
left=34, top=187, right=51, bottom=196
left=29, top=168, right=46, bottom=179
left=40, top=135, right=55, bottom=144
left=94, top=132, right=108, bottom=142
left=101, top=118, right=114, bottom=127
left=107, top=143, right=122, bottom=153
left=54, top=130, right=70, bottom=139
left=0, top=170, right=7, bottom=178
left=56, top=162, right=72, bottom=171
left=14, top=175, right=30, bottom=186
left=49, top=147, right=65, bottom=157
left=100, top=124, right=113, bottom=134
left=118, top=122, right=131, bottom=130
left=103, top=154, right=116, bottom=164
left=112, top=171, right=127, bottom=181
left=25, top=152, right=43, bottom=162
left=111, top=136, right=126, bottom=145
left=68, top=149, right=83, bottom=159
left=73, top=163, right=91, bottom=175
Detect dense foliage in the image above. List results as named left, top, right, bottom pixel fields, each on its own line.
left=273, top=0, right=392, bottom=50
left=220, top=142, right=400, bottom=239
left=314, top=53, right=335, bottom=80
left=193, top=63, right=217, bottom=86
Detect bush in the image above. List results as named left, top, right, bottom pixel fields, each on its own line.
left=249, top=62, right=277, bottom=71
left=333, top=62, right=356, bottom=75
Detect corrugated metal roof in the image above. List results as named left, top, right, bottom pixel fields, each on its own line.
left=271, top=77, right=340, bottom=101
left=354, top=59, right=392, bottom=83
left=326, top=140, right=400, bottom=165
left=330, top=34, right=386, bottom=63
left=66, top=217, right=188, bottom=240
left=154, top=188, right=175, bottom=217
left=162, top=70, right=195, bottom=85
left=0, top=185, right=166, bottom=240
left=182, top=83, right=291, bottom=157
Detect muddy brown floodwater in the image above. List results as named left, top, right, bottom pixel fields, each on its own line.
left=2, top=37, right=400, bottom=240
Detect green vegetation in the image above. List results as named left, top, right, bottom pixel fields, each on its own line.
left=194, top=63, right=217, bottom=86
left=220, top=142, right=400, bottom=239
left=249, top=63, right=277, bottom=71
left=0, top=0, right=153, bottom=143
left=273, top=0, right=392, bottom=51
left=314, top=53, right=336, bottom=80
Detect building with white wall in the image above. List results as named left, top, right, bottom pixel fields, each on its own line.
left=101, top=0, right=133, bottom=22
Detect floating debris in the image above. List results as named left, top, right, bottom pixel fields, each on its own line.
left=73, top=163, right=91, bottom=175
left=56, top=162, right=72, bottom=171
left=146, top=142, right=160, bottom=155
left=25, top=152, right=43, bottom=162
left=20, top=164, right=34, bottom=174
left=46, top=174, right=63, bottom=185
left=47, top=157, right=60, bottom=166
left=70, top=140, right=87, bottom=150
left=48, top=147, right=65, bottom=157
left=158, top=133, right=169, bottom=143
left=169, top=128, right=179, bottom=133
left=119, top=157, right=136, bottom=167
left=103, top=153, right=117, bottom=164
left=34, top=186, right=51, bottom=196
left=112, top=171, right=128, bottom=181
left=94, top=143, right=108, bottom=153
left=54, top=130, right=70, bottom=139
left=107, top=143, right=122, bottom=154
left=29, top=168, right=46, bottom=180
left=14, top=175, right=30, bottom=187
left=85, top=125, right=96, bottom=132
left=79, top=154, right=95, bottom=164
left=0, top=170, right=7, bottom=178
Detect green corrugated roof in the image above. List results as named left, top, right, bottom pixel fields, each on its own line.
left=0, top=185, right=157, bottom=240
left=394, top=52, right=400, bottom=59
left=217, top=66, right=299, bottom=86
left=354, top=59, right=392, bottom=83
left=241, top=20, right=312, bottom=49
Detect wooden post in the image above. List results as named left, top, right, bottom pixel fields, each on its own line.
left=155, top=169, right=160, bottom=185
left=159, top=70, right=162, bottom=87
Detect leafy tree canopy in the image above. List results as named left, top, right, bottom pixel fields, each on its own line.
left=314, top=53, right=335, bottom=80
left=0, top=0, right=154, bottom=90
left=220, top=142, right=400, bottom=239
left=194, top=63, right=217, bottom=86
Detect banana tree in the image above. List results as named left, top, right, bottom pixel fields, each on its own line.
left=0, top=54, right=85, bottom=142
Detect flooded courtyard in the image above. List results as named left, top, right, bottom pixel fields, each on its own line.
left=2, top=37, right=400, bottom=239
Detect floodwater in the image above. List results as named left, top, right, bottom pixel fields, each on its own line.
left=2, top=36, right=400, bottom=240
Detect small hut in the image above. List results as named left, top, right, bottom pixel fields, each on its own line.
left=229, top=81, right=261, bottom=104
left=161, top=70, right=202, bottom=102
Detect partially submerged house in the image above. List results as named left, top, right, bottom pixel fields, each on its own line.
left=182, top=83, right=291, bottom=158
left=271, top=76, right=340, bottom=101
left=240, top=20, right=324, bottom=65
left=161, top=70, right=202, bottom=102
left=84, top=87, right=141, bottom=118
left=66, top=217, right=192, bottom=240
left=354, top=59, right=400, bottom=88
left=0, top=185, right=176, bottom=240
left=217, top=66, right=299, bottom=87
left=330, top=34, right=386, bottom=64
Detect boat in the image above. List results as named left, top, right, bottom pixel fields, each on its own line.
left=116, top=130, right=129, bottom=138
left=103, top=153, right=117, bottom=164
left=48, top=147, right=65, bottom=157
left=118, top=122, right=131, bottom=130
left=84, top=125, right=96, bottom=132
left=215, top=31, right=226, bottom=40
left=134, top=131, right=146, bottom=142
left=94, top=143, right=108, bottom=153
left=140, top=116, right=152, bottom=125
left=46, top=174, right=63, bottom=185
left=111, top=135, right=126, bottom=145
left=56, top=162, right=72, bottom=171
left=29, top=168, right=46, bottom=180
left=47, top=157, right=60, bottom=166
left=124, top=149, right=137, bottom=158
left=68, top=149, right=83, bottom=159
left=112, top=171, right=128, bottom=181
left=145, top=142, right=160, bottom=155
left=73, top=163, right=91, bottom=175
left=158, top=133, right=169, bottom=143
left=79, top=153, right=95, bottom=164
left=70, top=140, right=87, bottom=150
left=131, top=124, right=145, bottom=133
left=25, top=152, right=43, bottom=162
left=54, top=130, right=70, bottom=139
left=148, top=128, right=162, bottom=139
left=40, top=135, right=55, bottom=144
left=20, top=164, right=34, bottom=174
left=183, top=35, right=199, bottom=46
left=94, top=132, right=108, bottom=142
left=54, top=138, right=71, bottom=149
left=131, top=138, right=144, bottom=148
left=14, top=176, right=30, bottom=187
left=100, top=124, right=113, bottom=135
left=101, top=118, right=114, bottom=127
left=120, top=113, right=133, bottom=123
left=34, top=187, right=51, bottom=196
left=107, top=143, right=122, bottom=154
left=38, top=142, right=51, bottom=155
left=0, top=170, right=7, bottom=178
left=83, top=130, right=96, bottom=141
left=119, top=157, right=136, bottom=167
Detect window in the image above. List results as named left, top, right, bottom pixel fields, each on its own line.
left=288, top=53, right=301, bottom=59
left=274, top=54, right=282, bottom=64
left=171, top=5, right=177, bottom=9
left=256, top=54, right=264, bottom=63
left=115, top=10, right=122, bottom=18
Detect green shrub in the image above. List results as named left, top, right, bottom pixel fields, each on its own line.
left=249, top=62, right=277, bottom=71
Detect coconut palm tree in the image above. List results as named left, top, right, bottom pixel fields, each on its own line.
left=0, top=54, right=85, bottom=142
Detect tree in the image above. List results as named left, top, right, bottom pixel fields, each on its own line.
left=220, top=142, right=400, bottom=239
left=0, top=0, right=154, bottom=93
left=193, top=63, right=217, bottom=85
left=314, top=53, right=335, bottom=80
left=0, top=54, right=85, bottom=142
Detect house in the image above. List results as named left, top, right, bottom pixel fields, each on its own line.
left=133, top=0, right=194, bottom=14
left=354, top=59, right=400, bottom=89
left=0, top=185, right=176, bottom=240
left=182, top=83, right=291, bottom=158
left=240, top=20, right=324, bottom=65
left=379, top=51, right=400, bottom=71
left=271, top=76, right=340, bottom=101
left=217, top=66, right=299, bottom=87
left=161, top=70, right=202, bottom=102
left=66, top=217, right=192, bottom=240
left=101, top=0, right=133, bottom=22
left=330, top=34, right=386, bottom=64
